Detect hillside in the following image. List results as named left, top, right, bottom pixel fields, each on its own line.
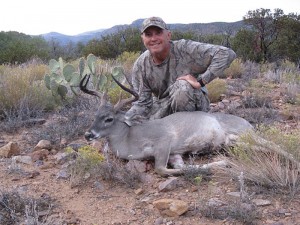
left=40, top=19, right=244, bottom=45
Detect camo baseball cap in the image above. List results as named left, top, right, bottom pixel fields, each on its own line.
left=141, top=17, right=168, bottom=33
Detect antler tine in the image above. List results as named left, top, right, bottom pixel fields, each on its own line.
left=79, top=74, right=102, bottom=98
left=112, top=75, right=139, bottom=111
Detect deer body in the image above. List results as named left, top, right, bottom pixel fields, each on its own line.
left=86, top=106, right=253, bottom=176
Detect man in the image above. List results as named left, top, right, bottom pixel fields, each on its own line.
left=125, top=16, right=236, bottom=124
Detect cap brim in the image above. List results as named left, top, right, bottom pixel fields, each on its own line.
left=141, top=25, right=166, bottom=33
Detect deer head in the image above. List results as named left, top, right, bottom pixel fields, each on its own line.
left=79, top=74, right=139, bottom=140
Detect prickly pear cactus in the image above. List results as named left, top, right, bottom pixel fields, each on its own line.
left=44, top=54, right=126, bottom=101
left=44, top=57, right=83, bottom=99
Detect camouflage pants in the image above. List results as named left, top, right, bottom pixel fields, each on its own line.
left=150, top=80, right=210, bottom=119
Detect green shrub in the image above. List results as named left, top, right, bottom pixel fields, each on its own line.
left=224, top=58, right=243, bottom=78
left=207, top=78, right=227, bottom=103
left=67, top=145, right=105, bottom=187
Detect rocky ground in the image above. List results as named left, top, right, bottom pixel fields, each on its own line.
left=0, top=77, right=299, bottom=225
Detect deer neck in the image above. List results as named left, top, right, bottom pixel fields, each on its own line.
left=107, top=119, right=131, bottom=158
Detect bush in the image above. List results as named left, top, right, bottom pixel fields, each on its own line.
left=116, top=51, right=140, bottom=76
left=207, top=78, right=227, bottom=103
left=224, top=58, right=243, bottom=79
left=28, top=95, right=97, bottom=146
left=68, top=145, right=105, bottom=187
left=0, top=189, right=59, bottom=224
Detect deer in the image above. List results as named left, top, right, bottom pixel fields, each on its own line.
left=79, top=74, right=299, bottom=176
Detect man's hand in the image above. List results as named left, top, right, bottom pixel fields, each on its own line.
left=177, top=74, right=201, bottom=89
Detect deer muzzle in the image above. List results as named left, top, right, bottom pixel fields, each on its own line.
left=84, top=131, right=95, bottom=141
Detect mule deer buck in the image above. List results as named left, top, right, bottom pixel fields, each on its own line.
left=79, top=75, right=298, bottom=176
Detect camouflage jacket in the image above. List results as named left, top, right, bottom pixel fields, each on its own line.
left=127, top=39, right=236, bottom=117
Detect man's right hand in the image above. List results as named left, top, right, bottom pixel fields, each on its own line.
left=176, top=74, right=201, bottom=89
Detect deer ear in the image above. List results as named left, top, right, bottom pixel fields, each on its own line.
left=100, top=91, right=108, bottom=107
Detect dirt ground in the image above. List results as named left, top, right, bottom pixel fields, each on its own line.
left=0, top=79, right=300, bottom=225
left=1, top=152, right=300, bottom=225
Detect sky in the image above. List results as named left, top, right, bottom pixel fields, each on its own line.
left=1, top=0, right=299, bottom=36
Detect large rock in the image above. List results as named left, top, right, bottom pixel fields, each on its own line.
left=153, top=198, right=189, bottom=217
left=0, top=142, right=20, bottom=158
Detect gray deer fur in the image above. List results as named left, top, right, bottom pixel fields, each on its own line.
left=80, top=74, right=257, bottom=176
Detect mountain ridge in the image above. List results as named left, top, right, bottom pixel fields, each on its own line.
left=39, top=19, right=244, bottom=45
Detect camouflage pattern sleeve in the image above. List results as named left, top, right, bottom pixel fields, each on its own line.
left=125, top=55, right=153, bottom=119
left=177, top=40, right=236, bottom=84
left=200, top=45, right=236, bottom=83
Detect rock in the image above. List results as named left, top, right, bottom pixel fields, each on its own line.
left=91, top=140, right=105, bottom=152
left=226, top=191, right=241, bottom=198
left=30, top=149, right=49, bottom=161
left=207, top=198, right=226, bottom=207
left=252, top=199, right=272, bottom=206
left=60, top=138, right=68, bottom=147
left=154, top=217, right=164, bottom=225
left=67, top=142, right=85, bottom=151
left=153, top=199, right=189, bottom=217
left=158, top=177, right=179, bottom=192
left=134, top=188, right=144, bottom=195
left=22, top=118, right=46, bottom=126
left=12, top=155, right=32, bottom=165
left=126, top=160, right=148, bottom=173
left=56, top=169, right=70, bottom=179
left=34, top=140, right=51, bottom=151
left=54, top=152, right=76, bottom=164
left=0, top=142, right=20, bottom=158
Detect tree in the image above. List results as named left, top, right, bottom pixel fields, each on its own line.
left=272, top=13, right=300, bottom=64
left=232, top=29, right=262, bottom=62
left=83, top=28, right=143, bottom=59
left=243, top=8, right=284, bottom=62
left=0, top=31, right=49, bottom=64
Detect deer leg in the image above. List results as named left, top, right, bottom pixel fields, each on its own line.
left=168, top=154, right=185, bottom=169
left=154, top=145, right=184, bottom=176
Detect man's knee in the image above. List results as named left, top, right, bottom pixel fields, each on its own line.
left=169, top=80, right=196, bottom=112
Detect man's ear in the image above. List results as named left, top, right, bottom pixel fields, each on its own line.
left=167, top=31, right=172, bottom=40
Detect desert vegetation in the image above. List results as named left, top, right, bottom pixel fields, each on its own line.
left=0, top=7, right=299, bottom=225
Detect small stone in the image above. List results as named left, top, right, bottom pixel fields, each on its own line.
left=134, top=188, right=144, bottom=195
left=34, top=140, right=51, bottom=151
left=0, top=142, right=20, bottom=158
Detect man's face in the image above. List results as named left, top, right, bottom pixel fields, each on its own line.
left=141, top=26, right=171, bottom=55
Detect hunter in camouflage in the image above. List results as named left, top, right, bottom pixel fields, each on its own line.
left=125, top=17, right=236, bottom=123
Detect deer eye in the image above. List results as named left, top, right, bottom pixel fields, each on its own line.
left=105, top=118, right=113, bottom=123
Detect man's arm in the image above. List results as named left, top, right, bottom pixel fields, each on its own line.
left=197, top=45, right=236, bottom=84
left=124, top=61, right=153, bottom=122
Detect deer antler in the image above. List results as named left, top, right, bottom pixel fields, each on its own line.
left=112, top=75, right=139, bottom=111
left=80, top=74, right=107, bottom=105
left=80, top=74, right=100, bottom=97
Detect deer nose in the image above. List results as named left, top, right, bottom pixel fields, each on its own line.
left=84, top=131, right=94, bottom=141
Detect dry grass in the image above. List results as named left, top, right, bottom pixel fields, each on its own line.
left=0, top=62, right=54, bottom=122
left=219, top=129, right=300, bottom=194
left=94, top=152, right=143, bottom=189
left=0, top=189, right=60, bottom=225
